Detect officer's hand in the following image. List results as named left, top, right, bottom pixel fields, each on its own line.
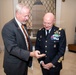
left=43, top=63, right=54, bottom=70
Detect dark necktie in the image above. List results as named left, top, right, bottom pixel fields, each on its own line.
left=47, top=30, right=49, bottom=36
left=21, top=24, right=30, bottom=50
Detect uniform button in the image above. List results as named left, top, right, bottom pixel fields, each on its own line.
left=54, top=41, right=56, bottom=43
left=45, top=40, right=47, bottom=42
left=45, top=56, right=47, bottom=57
left=45, top=51, right=47, bottom=53
left=54, top=44, right=56, bottom=48
left=45, top=46, right=47, bottom=48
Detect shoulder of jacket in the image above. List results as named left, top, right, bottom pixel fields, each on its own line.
left=38, top=27, right=44, bottom=31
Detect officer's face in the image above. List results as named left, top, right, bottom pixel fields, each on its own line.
left=43, top=14, right=55, bottom=30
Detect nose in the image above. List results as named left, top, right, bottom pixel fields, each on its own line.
left=26, top=16, right=29, bottom=20
left=43, top=23, right=48, bottom=27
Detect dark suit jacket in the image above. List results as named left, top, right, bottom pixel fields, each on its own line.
left=35, top=25, right=66, bottom=72
left=2, top=18, right=32, bottom=75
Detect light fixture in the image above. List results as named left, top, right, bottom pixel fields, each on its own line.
left=62, top=0, right=65, bottom=2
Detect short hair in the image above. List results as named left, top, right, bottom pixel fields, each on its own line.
left=15, top=3, right=28, bottom=13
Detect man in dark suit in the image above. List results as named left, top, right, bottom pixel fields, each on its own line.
left=35, top=13, right=66, bottom=75
left=2, top=3, right=45, bottom=75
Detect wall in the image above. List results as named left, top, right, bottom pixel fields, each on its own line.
left=18, top=0, right=56, bottom=29
left=0, top=0, right=14, bottom=50
left=0, top=0, right=76, bottom=50
left=60, top=0, right=76, bottom=45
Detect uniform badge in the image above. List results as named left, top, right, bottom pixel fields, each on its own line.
left=38, top=35, right=42, bottom=41
left=40, top=35, right=42, bottom=38
left=58, top=56, right=64, bottom=63
left=51, top=30, right=60, bottom=40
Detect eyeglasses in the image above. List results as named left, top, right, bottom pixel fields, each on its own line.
left=43, top=22, right=52, bottom=25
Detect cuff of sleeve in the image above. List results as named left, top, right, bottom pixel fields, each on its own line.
left=52, top=64, right=55, bottom=68
left=40, top=61, right=44, bottom=64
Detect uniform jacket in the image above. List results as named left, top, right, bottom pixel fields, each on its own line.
left=2, top=18, right=32, bottom=75
left=35, top=25, right=66, bottom=72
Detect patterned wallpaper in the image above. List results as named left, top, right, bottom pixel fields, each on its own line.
left=18, top=0, right=56, bottom=29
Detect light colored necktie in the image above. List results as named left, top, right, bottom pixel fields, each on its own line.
left=21, top=25, right=30, bottom=50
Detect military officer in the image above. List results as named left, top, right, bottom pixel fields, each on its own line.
left=35, top=13, right=66, bottom=75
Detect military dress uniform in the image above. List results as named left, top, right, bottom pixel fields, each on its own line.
left=35, top=25, right=66, bottom=75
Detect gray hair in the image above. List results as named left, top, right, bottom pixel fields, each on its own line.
left=15, top=3, right=28, bottom=13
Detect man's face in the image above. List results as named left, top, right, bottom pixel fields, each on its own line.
left=18, top=8, right=30, bottom=24
left=43, top=17, right=54, bottom=30
left=43, top=14, right=55, bottom=30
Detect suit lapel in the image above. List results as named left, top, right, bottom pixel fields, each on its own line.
left=13, top=19, right=32, bottom=51
left=13, top=18, right=26, bottom=42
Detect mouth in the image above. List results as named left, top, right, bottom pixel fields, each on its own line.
left=45, top=27, right=49, bottom=29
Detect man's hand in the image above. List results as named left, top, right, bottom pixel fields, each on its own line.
left=34, top=50, right=46, bottom=59
left=30, top=50, right=46, bottom=59
left=41, top=62, right=54, bottom=70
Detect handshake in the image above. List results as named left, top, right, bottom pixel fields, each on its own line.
left=30, top=50, right=46, bottom=59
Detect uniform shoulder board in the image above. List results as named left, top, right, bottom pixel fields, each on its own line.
left=59, top=28, right=62, bottom=31
left=58, top=56, right=64, bottom=63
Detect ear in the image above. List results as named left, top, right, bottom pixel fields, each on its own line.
left=53, top=19, right=56, bottom=25
left=53, top=18, right=56, bottom=23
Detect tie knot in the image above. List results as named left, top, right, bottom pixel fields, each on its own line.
left=22, top=23, right=26, bottom=25
left=47, top=30, right=49, bottom=33
left=21, top=24, right=26, bottom=29
left=22, top=24, right=26, bottom=26
left=46, top=30, right=49, bottom=36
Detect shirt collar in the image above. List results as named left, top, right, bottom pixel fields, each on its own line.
left=45, top=28, right=51, bottom=33
left=15, top=17, right=22, bottom=27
